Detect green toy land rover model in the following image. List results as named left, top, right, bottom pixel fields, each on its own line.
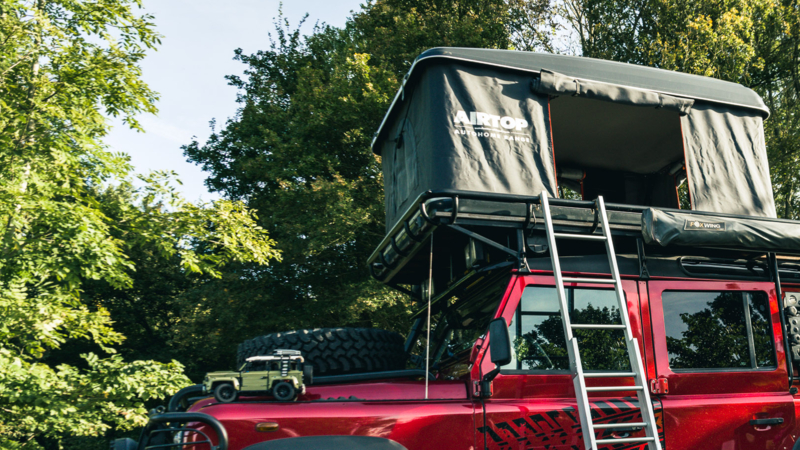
left=203, top=349, right=312, bottom=402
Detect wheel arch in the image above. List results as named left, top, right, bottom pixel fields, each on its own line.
left=241, top=436, right=407, bottom=450
left=211, top=379, right=239, bottom=390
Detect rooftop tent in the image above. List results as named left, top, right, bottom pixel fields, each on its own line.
left=373, top=48, right=776, bottom=233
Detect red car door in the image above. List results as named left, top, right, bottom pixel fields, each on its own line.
left=647, top=280, right=795, bottom=450
left=475, top=274, right=662, bottom=449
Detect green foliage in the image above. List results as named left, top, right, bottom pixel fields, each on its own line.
left=0, top=438, right=44, bottom=450
left=0, top=0, right=279, bottom=445
left=352, top=0, right=512, bottom=72
left=0, top=351, right=187, bottom=437
left=560, top=0, right=800, bottom=217
left=73, top=177, right=280, bottom=382
left=181, top=2, right=514, bottom=355
left=184, top=19, right=408, bottom=341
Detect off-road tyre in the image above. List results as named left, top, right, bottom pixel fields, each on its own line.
left=237, top=328, right=407, bottom=376
left=214, top=383, right=237, bottom=403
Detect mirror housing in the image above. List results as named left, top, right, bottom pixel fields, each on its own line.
left=488, top=318, right=512, bottom=367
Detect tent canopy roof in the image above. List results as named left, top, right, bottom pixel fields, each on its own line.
left=372, top=48, right=769, bottom=153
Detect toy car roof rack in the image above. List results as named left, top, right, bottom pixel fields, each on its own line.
left=271, top=349, right=303, bottom=357
left=246, top=352, right=304, bottom=362
left=368, top=189, right=800, bottom=287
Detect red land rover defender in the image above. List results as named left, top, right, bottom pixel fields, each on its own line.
left=114, top=48, right=800, bottom=450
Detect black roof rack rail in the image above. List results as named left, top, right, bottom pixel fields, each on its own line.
left=369, top=189, right=800, bottom=286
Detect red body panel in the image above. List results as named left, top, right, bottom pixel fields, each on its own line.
left=190, top=399, right=476, bottom=450
left=179, top=274, right=800, bottom=450
left=648, top=280, right=796, bottom=450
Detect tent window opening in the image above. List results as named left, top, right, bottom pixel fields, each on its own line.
left=548, top=95, right=687, bottom=209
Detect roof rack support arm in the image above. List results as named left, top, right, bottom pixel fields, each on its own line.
left=447, top=224, right=520, bottom=259
left=389, top=283, right=418, bottom=300
left=516, top=228, right=530, bottom=272
left=404, top=318, right=424, bottom=354
left=636, top=238, right=651, bottom=280
left=770, top=253, right=794, bottom=389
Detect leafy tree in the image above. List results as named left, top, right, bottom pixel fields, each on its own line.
left=352, top=0, right=512, bottom=73
left=0, top=0, right=279, bottom=446
left=74, top=175, right=279, bottom=382
left=182, top=2, right=515, bottom=348
left=184, top=21, right=409, bottom=340
left=559, top=0, right=800, bottom=218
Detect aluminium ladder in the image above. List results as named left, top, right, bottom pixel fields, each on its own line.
left=540, top=192, right=661, bottom=450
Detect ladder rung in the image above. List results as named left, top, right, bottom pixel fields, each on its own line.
left=552, top=232, right=607, bottom=241
left=584, top=372, right=636, bottom=378
left=585, top=385, right=644, bottom=392
left=561, top=277, right=616, bottom=284
left=571, top=324, right=625, bottom=329
left=593, top=422, right=647, bottom=429
left=596, top=437, right=655, bottom=444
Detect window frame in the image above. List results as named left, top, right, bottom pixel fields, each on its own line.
left=647, top=279, right=787, bottom=397
left=660, top=289, right=777, bottom=373
left=500, top=281, right=637, bottom=375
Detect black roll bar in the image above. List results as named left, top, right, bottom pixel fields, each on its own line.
left=167, top=384, right=205, bottom=412
left=139, top=412, right=228, bottom=450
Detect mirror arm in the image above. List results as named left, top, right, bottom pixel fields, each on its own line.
left=482, top=366, right=501, bottom=382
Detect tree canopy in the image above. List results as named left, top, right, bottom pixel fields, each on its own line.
left=0, top=1, right=279, bottom=447
left=181, top=0, right=800, bottom=382
left=180, top=2, right=515, bottom=359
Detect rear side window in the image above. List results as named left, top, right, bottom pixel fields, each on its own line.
left=502, top=286, right=630, bottom=372
left=662, top=291, right=775, bottom=371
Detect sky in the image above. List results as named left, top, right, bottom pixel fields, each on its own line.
left=105, top=0, right=365, bottom=202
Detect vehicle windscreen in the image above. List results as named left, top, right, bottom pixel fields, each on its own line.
left=413, top=274, right=510, bottom=378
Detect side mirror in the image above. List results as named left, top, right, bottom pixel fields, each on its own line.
left=488, top=318, right=512, bottom=367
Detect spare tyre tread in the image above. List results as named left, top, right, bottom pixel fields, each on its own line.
left=237, top=328, right=407, bottom=376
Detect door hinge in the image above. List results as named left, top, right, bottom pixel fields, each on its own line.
left=649, top=377, right=669, bottom=394
left=474, top=380, right=493, bottom=398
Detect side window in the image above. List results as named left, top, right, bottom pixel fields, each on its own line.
left=503, top=286, right=630, bottom=372
left=662, top=291, right=775, bottom=371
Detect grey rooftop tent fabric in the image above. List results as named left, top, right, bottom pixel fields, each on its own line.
left=534, top=69, right=695, bottom=115
left=531, top=68, right=777, bottom=218
left=682, top=104, right=776, bottom=217
left=379, top=63, right=557, bottom=231
left=374, top=48, right=776, bottom=233
left=373, top=48, right=768, bottom=149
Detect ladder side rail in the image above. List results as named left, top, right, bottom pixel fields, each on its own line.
left=632, top=338, right=663, bottom=450
left=597, top=197, right=662, bottom=450
left=541, top=193, right=575, bottom=344
left=596, top=196, right=635, bottom=342
left=542, top=192, right=596, bottom=450
left=570, top=338, right=598, bottom=450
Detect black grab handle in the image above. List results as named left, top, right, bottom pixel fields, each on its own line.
left=750, top=418, right=784, bottom=426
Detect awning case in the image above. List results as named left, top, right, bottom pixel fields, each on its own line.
left=374, top=48, right=776, bottom=233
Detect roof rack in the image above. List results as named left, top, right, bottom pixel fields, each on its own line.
left=368, top=190, right=800, bottom=287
